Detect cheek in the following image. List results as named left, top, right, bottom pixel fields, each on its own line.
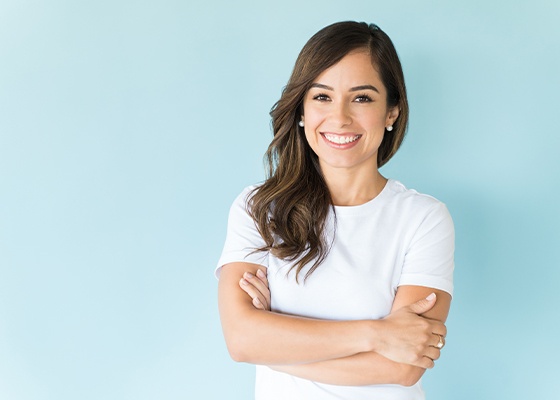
left=303, top=109, right=323, bottom=128
left=365, top=110, right=388, bottom=125
left=302, top=114, right=324, bottom=145
left=304, top=129, right=317, bottom=147
left=303, top=129, right=322, bottom=157
left=365, top=115, right=389, bottom=134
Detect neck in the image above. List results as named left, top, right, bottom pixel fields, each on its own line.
left=322, top=165, right=388, bottom=206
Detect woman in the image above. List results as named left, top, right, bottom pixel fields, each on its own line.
left=216, top=21, right=454, bottom=399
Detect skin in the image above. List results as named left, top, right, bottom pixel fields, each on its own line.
left=239, top=271, right=451, bottom=386
left=218, top=49, right=451, bottom=386
left=302, top=49, right=399, bottom=206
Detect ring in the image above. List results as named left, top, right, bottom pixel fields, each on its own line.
left=435, top=334, right=445, bottom=349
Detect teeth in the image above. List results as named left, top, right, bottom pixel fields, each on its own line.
left=324, top=134, right=360, bottom=144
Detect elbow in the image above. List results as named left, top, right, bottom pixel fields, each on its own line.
left=399, top=374, right=421, bottom=387
left=227, top=344, right=249, bottom=363
left=220, top=308, right=267, bottom=364
left=397, top=366, right=425, bottom=387
left=223, top=333, right=254, bottom=363
left=228, top=350, right=245, bottom=363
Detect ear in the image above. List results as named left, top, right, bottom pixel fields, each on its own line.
left=386, top=106, right=399, bottom=126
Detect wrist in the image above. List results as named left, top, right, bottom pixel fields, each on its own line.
left=363, top=319, right=385, bottom=353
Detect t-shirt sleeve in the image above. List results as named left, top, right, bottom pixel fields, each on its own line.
left=215, top=187, right=269, bottom=279
left=398, top=202, right=455, bottom=297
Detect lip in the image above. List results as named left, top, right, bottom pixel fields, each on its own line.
left=320, top=132, right=362, bottom=149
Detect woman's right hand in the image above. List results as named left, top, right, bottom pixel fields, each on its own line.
left=375, top=293, right=447, bottom=369
left=239, top=268, right=271, bottom=311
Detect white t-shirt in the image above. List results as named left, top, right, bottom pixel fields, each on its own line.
left=217, top=179, right=454, bottom=400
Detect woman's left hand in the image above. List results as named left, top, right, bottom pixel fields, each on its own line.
left=238, top=268, right=271, bottom=311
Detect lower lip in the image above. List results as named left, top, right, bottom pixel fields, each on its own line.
left=320, top=134, right=361, bottom=149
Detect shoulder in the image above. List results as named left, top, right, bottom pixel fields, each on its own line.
left=229, top=184, right=262, bottom=211
left=387, top=179, right=444, bottom=207
left=389, top=181, right=455, bottom=295
left=382, top=180, right=453, bottom=236
left=386, top=179, right=450, bottom=217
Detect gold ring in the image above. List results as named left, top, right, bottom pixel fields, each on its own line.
left=435, top=334, right=445, bottom=349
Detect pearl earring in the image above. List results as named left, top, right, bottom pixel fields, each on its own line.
left=386, top=125, right=393, bottom=132
left=298, top=120, right=304, bottom=127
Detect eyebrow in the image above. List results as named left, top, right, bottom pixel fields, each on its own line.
left=310, top=83, right=380, bottom=93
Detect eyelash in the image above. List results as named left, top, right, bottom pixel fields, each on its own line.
left=313, top=93, right=330, bottom=101
left=311, top=93, right=373, bottom=103
left=354, top=93, right=372, bottom=103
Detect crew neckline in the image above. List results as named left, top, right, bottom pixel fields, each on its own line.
left=332, top=179, right=394, bottom=216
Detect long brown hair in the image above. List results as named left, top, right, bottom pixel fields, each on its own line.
left=249, top=21, right=409, bottom=281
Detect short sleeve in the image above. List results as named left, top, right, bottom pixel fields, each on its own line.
left=215, top=187, right=269, bottom=278
left=398, top=202, right=455, bottom=297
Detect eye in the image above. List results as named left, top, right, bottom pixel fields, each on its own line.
left=312, top=93, right=331, bottom=102
left=354, top=94, right=373, bottom=103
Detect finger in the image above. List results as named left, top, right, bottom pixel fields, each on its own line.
left=239, top=278, right=269, bottom=310
left=425, top=320, right=447, bottom=338
left=239, top=278, right=266, bottom=306
left=244, top=271, right=270, bottom=298
left=408, top=293, right=437, bottom=315
left=242, top=280, right=268, bottom=310
left=256, top=268, right=269, bottom=286
left=252, top=297, right=265, bottom=310
left=440, top=325, right=448, bottom=337
left=244, top=272, right=271, bottom=305
left=430, top=333, right=445, bottom=349
left=420, top=356, right=435, bottom=369
left=424, top=347, right=441, bottom=361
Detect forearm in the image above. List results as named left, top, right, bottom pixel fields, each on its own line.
left=227, top=310, right=374, bottom=364
left=219, top=264, right=449, bottom=369
left=269, top=352, right=425, bottom=387
left=219, top=263, right=375, bottom=365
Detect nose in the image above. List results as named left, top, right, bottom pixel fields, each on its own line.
left=331, top=101, right=352, bottom=127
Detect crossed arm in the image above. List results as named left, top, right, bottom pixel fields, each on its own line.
left=218, top=262, right=451, bottom=387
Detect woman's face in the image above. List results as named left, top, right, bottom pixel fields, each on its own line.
left=302, top=50, right=398, bottom=175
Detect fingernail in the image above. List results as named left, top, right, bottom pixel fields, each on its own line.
left=426, top=293, right=436, bottom=301
left=257, top=269, right=265, bottom=278
left=254, top=298, right=261, bottom=305
left=240, top=278, right=248, bottom=286
left=244, top=272, right=254, bottom=279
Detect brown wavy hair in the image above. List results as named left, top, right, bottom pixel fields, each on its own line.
left=248, top=21, right=409, bottom=282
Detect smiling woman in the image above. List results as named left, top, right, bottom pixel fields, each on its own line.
left=302, top=50, right=399, bottom=191
left=216, top=21, right=453, bottom=400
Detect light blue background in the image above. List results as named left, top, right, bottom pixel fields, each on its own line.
left=1, top=1, right=559, bottom=399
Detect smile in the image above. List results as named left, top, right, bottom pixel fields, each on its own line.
left=322, top=133, right=362, bottom=145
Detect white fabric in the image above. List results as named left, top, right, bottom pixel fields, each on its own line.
left=216, top=179, right=454, bottom=400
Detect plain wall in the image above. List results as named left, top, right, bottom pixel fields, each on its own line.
left=1, top=0, right=559, bottom=399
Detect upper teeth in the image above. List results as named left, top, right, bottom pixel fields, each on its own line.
left=324, top=134, right=360, bottom=144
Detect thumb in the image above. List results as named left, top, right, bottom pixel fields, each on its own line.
left=408, top=293, right=437, bottom=314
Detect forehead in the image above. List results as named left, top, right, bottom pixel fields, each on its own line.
left=312, top=50, right=383, bottom=88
